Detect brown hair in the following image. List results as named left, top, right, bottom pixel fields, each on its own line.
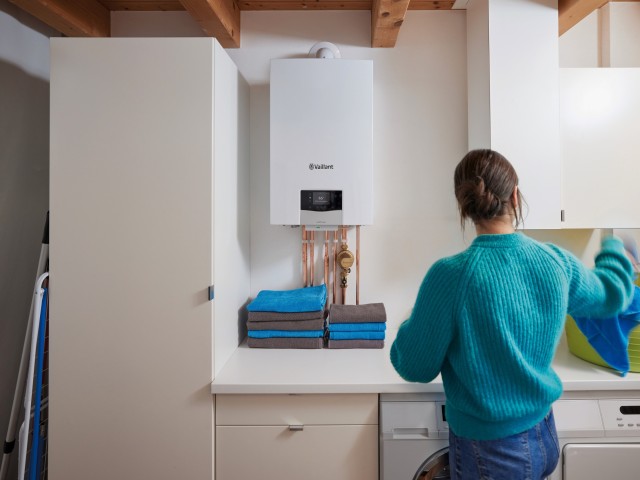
left=454, top=149, right=525, bottom=228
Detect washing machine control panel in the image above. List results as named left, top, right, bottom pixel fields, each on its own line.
left=599, top=399, right=640, bottom=436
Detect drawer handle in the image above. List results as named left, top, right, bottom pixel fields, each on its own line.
left=288, top=424, right=304, bottom=431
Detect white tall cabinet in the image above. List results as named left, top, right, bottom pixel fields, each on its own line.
left=49, top=38, right=250, bottom=480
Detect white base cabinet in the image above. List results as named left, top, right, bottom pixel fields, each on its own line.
left=215, top=394, right=379, bottom=480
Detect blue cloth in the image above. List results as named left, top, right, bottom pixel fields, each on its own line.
left=572, top=285, right=640, bottom=376
left=329, top=331, right=385, bottom=340
left=247, top=329, right=324, bottom=339
left=391, top=233, right=634, bottom=440
left=328, top=322, right=386, bottom=332
left=247, top=284, right=327, bottom=313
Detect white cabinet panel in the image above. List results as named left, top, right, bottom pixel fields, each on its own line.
left=560, top=68, right=640, bottom=228
left=467, top=0, right=561, bottom=229
left=216, top=394, right=378, bottom=426
left=216, top=425, right=378, bottom=480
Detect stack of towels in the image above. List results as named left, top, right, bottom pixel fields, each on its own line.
left=246, top=284, right=327, bottom=349
left=326, top=303, right=387, bottom=349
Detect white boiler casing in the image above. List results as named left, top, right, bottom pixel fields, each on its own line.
left=270, top=58, right=373, bottom=228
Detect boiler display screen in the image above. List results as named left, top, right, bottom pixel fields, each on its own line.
left=620, top=406, right=640, bottom=415
left=312, top=192, right=330, bottom=205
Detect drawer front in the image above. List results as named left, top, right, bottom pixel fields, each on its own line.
left=216, top=424, right=378, bottom=480
left=216, top=394, right=378, bottom=426
left=564, top=443, right=640, bottom=480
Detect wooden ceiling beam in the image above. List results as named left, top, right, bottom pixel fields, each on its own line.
left=8, top=0, right=110, bottom=36
left=371, top=0, right=411, bottom=48
left=558, top=0, right=608, bottom=36
left=179, top=0, right=240, bottom=48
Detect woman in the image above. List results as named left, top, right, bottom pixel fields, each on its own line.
left=390, top=149, right=634, bottom=479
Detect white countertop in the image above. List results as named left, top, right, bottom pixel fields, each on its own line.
left=211, top=335, right=640, bottom=394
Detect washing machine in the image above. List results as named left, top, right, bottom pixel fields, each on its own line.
left=380, top=393, right=640, bottom=480
left=380, top=393, right=449, bottom=479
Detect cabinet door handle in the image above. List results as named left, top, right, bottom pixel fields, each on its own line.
left=288, top=424, right=304, bottom=431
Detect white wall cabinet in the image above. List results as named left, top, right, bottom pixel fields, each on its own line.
left=215, top=394, right=379, bottom=480
left=467, top=0, right=561, bottom=229
left=49, top=38, right=249, bottom=480
left=560, top=68, right=640, bottom=228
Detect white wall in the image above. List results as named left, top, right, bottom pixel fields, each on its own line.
left=0, top=2, right=53, bottom=478
left=600, top=2, right=640, bottom=67
left=559, top=10, right=599, bottom=67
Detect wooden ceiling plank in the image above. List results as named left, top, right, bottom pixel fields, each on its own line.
left=239, top=1, right=372, bottom=10
left=99, top=1, right=185, bottom=10
left=558, top=0, right=608, bottom=36
left=408, top=0, right=454, bottom=9
left=9, top=0, right=110, bottom=36
left=179, top=0, right=240, bottom=47
left=371, top=0, right=411, bottom=48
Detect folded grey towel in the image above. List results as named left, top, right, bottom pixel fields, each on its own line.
left=248, top=310, right=324, bottom=322
left=328, top=303, right=386, bottom=324
left=247, top=337, right=323, bottom=349
left=327, top=339, right=384, bottom=349
left=247, top=319, right=325, bottom=331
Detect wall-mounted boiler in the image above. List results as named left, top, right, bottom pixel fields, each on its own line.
left=270, top=54, right=373, bottom=229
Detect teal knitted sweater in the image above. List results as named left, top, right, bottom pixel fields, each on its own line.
left=391, top=233, right=634, bottom=440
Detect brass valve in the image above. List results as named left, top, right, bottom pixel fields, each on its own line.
left=337, top=244, right=354, bottom=287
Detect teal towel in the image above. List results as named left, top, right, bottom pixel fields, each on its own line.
left=247, top=330, right=324, bottom=339
left=247, top=284, right=327, bottom=313
left=328, top=322, right=386, bottom=332
left=329, top=331, right=385, bottom=340
left=573, top=285, right=640, bottom=376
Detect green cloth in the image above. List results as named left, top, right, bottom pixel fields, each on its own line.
left=391, top=233, right=634, bottom=440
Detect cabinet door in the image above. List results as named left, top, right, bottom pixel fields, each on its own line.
left=467, top=0, right=561, bottom=228
left=216, top=425, right=378, bottom=480
left=560, top=68, right=640, bottom=228
left=50, top=38, right=217, bottom=480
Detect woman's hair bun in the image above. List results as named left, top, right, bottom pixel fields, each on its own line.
left=454, top=149, right=524, bottom=227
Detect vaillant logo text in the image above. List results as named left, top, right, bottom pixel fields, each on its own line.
left=309, top=163, right=334, bottom=170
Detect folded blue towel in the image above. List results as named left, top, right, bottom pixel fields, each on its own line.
left=573, top=285, right=640, bottom=376
left=247, top=284, right=327, bottom=313
left=248, top=330, right=324, bottom=339
left=328, top=322, right=386, bottom=332
left=328, top=331, right=385, bottom=340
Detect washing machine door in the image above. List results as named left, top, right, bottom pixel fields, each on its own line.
left=412, top=447, right=450, bottom=480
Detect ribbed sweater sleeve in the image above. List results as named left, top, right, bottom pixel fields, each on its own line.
left=548, top=236, right=634, bottom=318
left=390, top=259, right=459, bottom=383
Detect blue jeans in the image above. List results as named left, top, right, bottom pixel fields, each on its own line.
left=448, top=410, right=560, bottom=480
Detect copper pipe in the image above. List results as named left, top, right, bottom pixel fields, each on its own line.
left=356, top=225, right=360, bottom=305
left=309, top=230, right=316, bottom=287
left=334, top=228, right=340, bottom=304
left=302, top=226, right=307, bottom=287
left=340, top=226, right=347, bottom=304
left=324, top=232, right=329, bottom=310
left=323, top=232, right=329, bottom=286
left=331, top=230, right=336, bottom=306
